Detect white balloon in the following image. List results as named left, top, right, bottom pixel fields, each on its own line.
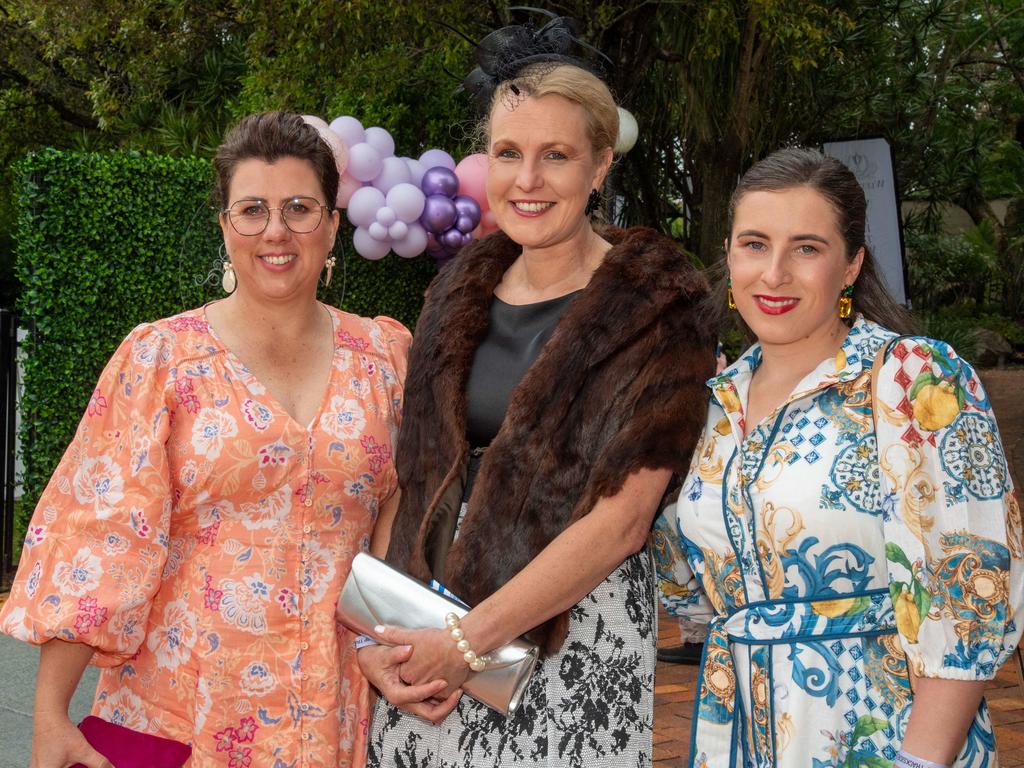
left=368, top=221, right=389, bottom=241
left=353, top=226, right=391, bottom=260
left=614, top=107, right=639, bottom=154
left=346, top=186, right=386, bottom=228
left=388, top=220, right=409, bottom=240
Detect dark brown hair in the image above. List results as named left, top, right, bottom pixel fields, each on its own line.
left=718, top=146, right=916, bottom=335
left=213, top=111, right=340, bottom=211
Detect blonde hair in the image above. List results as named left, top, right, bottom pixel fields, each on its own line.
left=487, top=63, right=618, bottom=155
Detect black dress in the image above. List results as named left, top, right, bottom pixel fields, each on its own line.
left=368, top=291, right=656, bottom=768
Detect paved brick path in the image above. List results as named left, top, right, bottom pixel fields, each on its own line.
left=653, top=367, right=1024, bottom=767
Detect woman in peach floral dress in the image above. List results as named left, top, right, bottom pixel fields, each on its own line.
left=0, top=112, right=412, bottom=768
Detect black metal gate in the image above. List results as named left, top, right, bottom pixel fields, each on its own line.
left=0, top=309, right=18, bottom=592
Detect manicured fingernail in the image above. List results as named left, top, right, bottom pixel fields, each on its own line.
left=400, top=644, right=412, bottom=652
left=374, top=625, right=385, bottom=633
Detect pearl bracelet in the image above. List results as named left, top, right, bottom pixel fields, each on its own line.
left=894, top=750, right=949, bottom=768
left=444, top=612, right=488, bottom=672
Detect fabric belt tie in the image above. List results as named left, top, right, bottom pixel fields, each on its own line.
left=690, top=588, right=898, bottom=768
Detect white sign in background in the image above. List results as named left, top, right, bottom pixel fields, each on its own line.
left=822, top=137, right=908, bottom=305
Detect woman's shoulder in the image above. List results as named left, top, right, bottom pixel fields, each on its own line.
left=324, top=304, right=411, bottom=362
left=867, top=321, right=991, bottom=434
left=116, top=307, right=220, bottom=367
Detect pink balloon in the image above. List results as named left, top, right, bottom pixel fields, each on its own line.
left=454, top=154, right=489, bottom=212
left=480, top=209, right=500, bottom=235
left=336, top=172, right=362, bottom=208
left=353, top=226, right=391, bottom=260
left=329, top=115, right=365, bottom=148
left=303, top=115, right=350, bottom=178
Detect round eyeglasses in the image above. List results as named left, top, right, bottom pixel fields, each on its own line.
left=223, top=197, right=329, bottom=236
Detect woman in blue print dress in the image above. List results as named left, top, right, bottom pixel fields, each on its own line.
left=657, top=148, right=1023, bottom=768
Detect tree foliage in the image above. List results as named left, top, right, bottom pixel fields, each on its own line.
left=1, top=0, right=1021, bottom=298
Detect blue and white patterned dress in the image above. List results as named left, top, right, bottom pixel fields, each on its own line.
left=654, top=316, right=1023, bottom=767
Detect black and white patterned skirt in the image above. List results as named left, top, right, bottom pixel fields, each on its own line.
left=367, top=548, right=656, bottom=768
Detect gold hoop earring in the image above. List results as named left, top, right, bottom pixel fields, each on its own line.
left=727, top=278, right=736, bottom=310
left=838, top=284, right=854, bottom=319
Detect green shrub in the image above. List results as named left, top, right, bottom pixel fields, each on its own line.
left=15, top=149, right=435, bottom=527
left=905, top=228, right=995, bottom=309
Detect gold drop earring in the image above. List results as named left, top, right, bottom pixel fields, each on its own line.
left=838, top=284, right=854, bottom=319
left=727, top=278, right=736, bottom=310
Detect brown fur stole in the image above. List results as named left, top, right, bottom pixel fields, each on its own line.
left=386, top=226, right=716, bottom=653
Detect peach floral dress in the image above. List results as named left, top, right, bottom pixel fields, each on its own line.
left=0, top=303, right=410, bottom=768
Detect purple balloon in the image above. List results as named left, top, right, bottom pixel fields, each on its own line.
left=347, top=142, right=383, bottom=182
left=421, top=195, right=457, bottom=233
left=388, top=220, right=409, bottom=240
left=418, top=149, right=456, bottom=171
left=421, top=167, right=459, bottom=198
left=442, top=227, right=464, bottom=249
left=368, top=221, right=389, bottom=241
left=453, top=195, right=482, bottom=228
left=462, top=232, right=473, bottom=245
left=353, top=226, right=391, bottom=260
left=375, top=206, right=397, bottom=226
left=403, top=157, right=427, bottom=186
left=455, top=214, right=475, bottom=234
left=426, top=231, right=441, bottom=251
left=346, top=186, right=386, bottom=228
left=392, top=222, right=429, bottom=259
left=364, top=126, right=395, bottom=158
left=372, top=156, right=411, bottom=193
left=385, top=183, right=426, bottom=223
left=330, top=116, right=365, bottom=148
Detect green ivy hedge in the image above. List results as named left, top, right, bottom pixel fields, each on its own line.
left=15, top=149, right=435, bottom=525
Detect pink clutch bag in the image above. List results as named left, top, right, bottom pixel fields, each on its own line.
left=71, top=716, right=192, bottom=768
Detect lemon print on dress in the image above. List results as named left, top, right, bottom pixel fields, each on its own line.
left=893, top=588, right=923, bottom=643
left=912, top=379, right=961, bottom=431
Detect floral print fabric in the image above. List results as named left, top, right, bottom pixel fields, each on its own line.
left=0, top=304, right=410, bottom=768
left=659, top=316, right=1023, bottom=767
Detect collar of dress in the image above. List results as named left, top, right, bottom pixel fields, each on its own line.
left=707, top=315, right=893, bottom=438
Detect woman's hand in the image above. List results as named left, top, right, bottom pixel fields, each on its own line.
left=30, top=709, right=113, bottom=768
left=357, top=643, right=462, bottom=724
left=376, top=626, right=471, bottom=699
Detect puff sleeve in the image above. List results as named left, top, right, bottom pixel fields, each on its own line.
left=874, top=336, right=1023, bottom=680
left=371, top=315, right=412, bottom=428
left=0, top=322, right=175, bottom=666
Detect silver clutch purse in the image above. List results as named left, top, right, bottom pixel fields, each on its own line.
left=338, top=552, right=540, bottom=716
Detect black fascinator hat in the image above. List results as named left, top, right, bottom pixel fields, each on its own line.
left=460, top=7, right=612, bottom=110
